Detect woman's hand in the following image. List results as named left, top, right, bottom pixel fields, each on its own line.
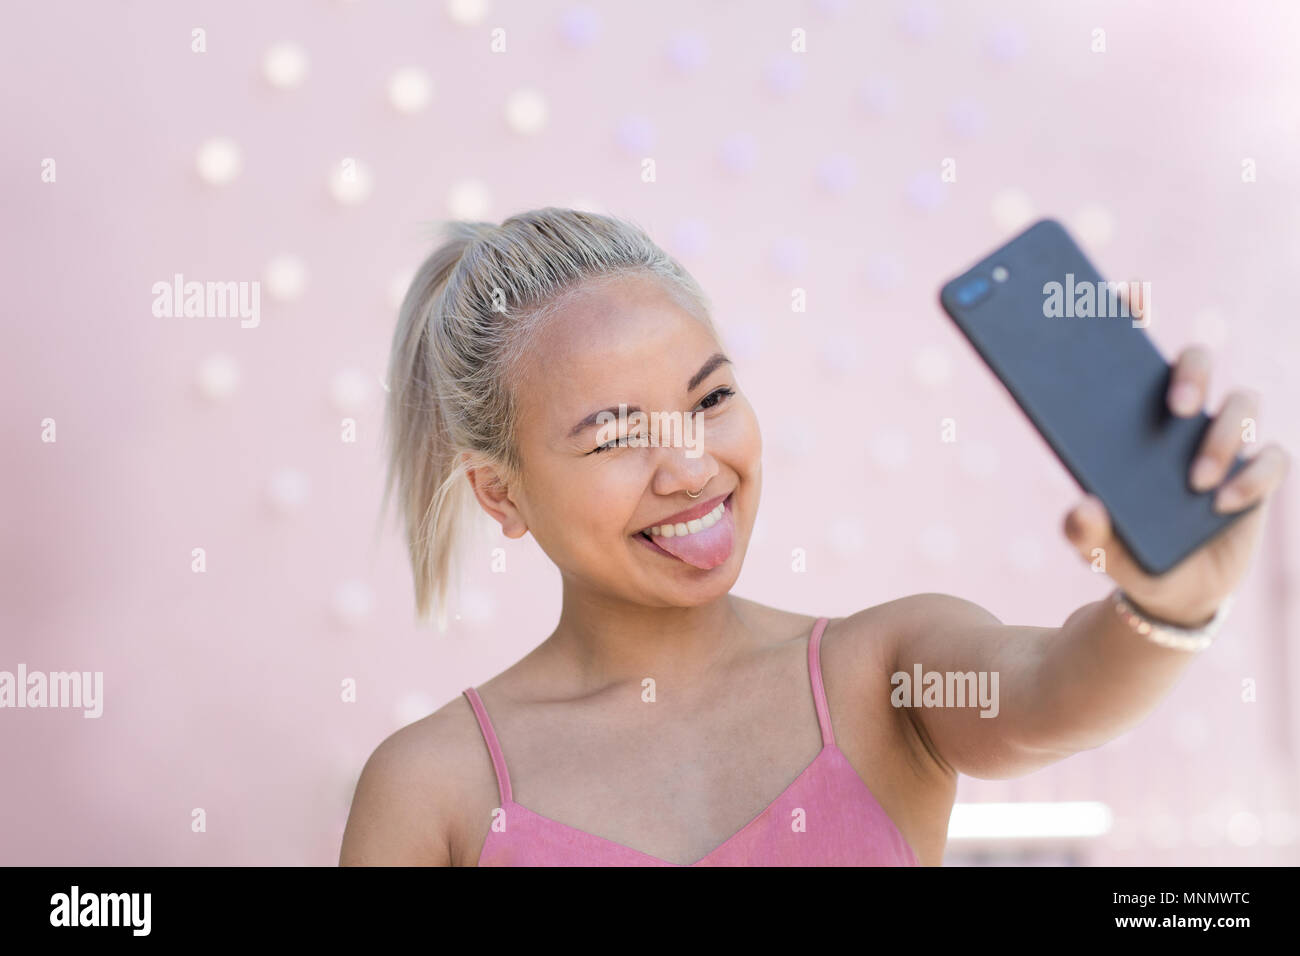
left=1061, top=345, right=1290, bottom=627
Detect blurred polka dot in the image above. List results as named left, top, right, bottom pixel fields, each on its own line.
left=906, top=171, right=945, bottom=210
left=264, top=255, right=307, bottom=302
left=615, top=115, right=655, bottom=155
left=1170, top=710, right=1209, bottom=752
left=1145, top=811, right=1181, bottom=848
left=870, top=430, right=909, bottom=470
left=1226, top=810, right=1262, bottom=846
left=446, top=0, right=489, bottom=26
left=672, top=219, right=709, bottom=257
left=899, top=3, right=940, bottom=39
left=1008, top=535, right=1044, bottom=571
left=762, top=57, right=802, bottom=95
left=393, top=692, right=436, bottom=727
left=719, top=134, right=758, bottom=176
left=720, top=320, right=763, bottom=361
left=829, top=517, right=866, bottom=557
left=505, top=88, right=548, bottom=134
left=1073, top=203, right=1115, bottom=247
left=267, top=468, right=310, bottom=513
left=388, top=67, right=433, bottom=113
left=388, top=270, right=415, bottom=310
left=987, top=22, right=1028, bottom=62
left=959, top=439, right=1000, bottom=478
left=196, top=354, right=239, bottom=401
left=459, top=586, right=496, bottom=624
left=1193, top=308, right=1229, bottom=350
left=816, top=334, right=862, bottom=375
left=947, top=100, right=986, bottom=137
left=1264, top=811, right=1298, bottom=846
left=866, top=253, right=904, bottom=290
left=667, top=31, right=708, bottom=73
left=774, top=418, right=816, bottom=457
left=262, top=43, right=308, bottom=89
left=991, top=187, right=1034, bottom=231
left=559, top=6, right=600, bottom=48
left=196, top=137, right=241, bottom=185
left=816, top=153, right=856, bottom=194
left=911, top=345, right=951, bottom=388
left=918, top=524, right=958, bottom=563
left=859, top=78, right=898, bottom=115
left=448, top=178, right=491, bottom=218
left=329, top=159, right=373, bottom=204
left=330, top=368, right=370, bottom=413
left=768, top=236, right=807, bottom=276
left=332, top=579, right=374, bottom=626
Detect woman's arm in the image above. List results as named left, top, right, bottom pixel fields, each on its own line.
left=886, top=345, right=1290, bottom=779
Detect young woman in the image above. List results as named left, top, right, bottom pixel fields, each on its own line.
left=340, top=208, right=1288, bottom=866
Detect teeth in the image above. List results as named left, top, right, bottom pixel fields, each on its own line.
left=647, top=501, right=725, bottom=538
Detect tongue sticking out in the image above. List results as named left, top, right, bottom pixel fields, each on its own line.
left=648, top=500, right=735, bottom=570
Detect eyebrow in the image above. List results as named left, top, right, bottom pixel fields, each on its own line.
left=567, top=352, right=732, bottom=438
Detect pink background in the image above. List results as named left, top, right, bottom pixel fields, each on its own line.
left=2, top=0, right=1297, bottom=865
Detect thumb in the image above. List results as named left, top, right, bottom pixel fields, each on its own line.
left=1063, top=494, right=1143, bottom=582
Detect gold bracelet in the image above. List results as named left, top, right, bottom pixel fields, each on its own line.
left=1110, top=588, right=1233, bottom=652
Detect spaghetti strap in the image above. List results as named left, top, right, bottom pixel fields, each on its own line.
left=807, top=617, right=835, bottom=748
left=463, top=687, right=513, bottom=805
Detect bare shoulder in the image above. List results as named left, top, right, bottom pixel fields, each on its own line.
left=839, top=592, right=1001, bottom=649
left=823, top=595, right=997, bottom=775
left=339, top=691, right=495, bottom=866
left=814, top=594, right=1000, bottom=862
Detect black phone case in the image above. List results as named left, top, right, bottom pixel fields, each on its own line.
left=938, top=218, right=1254, bottom=576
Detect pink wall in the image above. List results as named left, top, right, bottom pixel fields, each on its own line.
left=2, top=0, right=1297, bottom=865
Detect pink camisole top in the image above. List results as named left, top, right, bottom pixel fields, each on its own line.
left=463, top=616, right=920, bottom=866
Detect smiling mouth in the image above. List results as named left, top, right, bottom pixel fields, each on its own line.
left=633, top=492, right=735, bottom=569
left=637, top=497, right=726, bottom=540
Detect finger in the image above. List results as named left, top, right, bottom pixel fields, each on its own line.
left=1214, top=443, right=1292, bottom=513
left=1063, top=494, right=1152, bottom=586
left=1167, top=345, right=1212, bottom=417
left=1189, top=389, right=1260, bottom=491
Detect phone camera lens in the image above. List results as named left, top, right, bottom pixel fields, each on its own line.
left=955, top=276, right=991, bottom=306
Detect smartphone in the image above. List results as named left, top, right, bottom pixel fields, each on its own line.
left=937, top=218, right=1255, bottom=576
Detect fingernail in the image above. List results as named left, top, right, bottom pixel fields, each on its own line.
left=1170, top=383, right=1199, bottom=415
left=1190, top=457, right=1218, bottom=491
left=1215, top=486, right=1242, bottom=512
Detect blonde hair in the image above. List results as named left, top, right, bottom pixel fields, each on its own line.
left=381, top=207, right=715, bottom=631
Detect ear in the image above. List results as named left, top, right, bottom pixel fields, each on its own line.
left=462, top=453, right=528, bottom=539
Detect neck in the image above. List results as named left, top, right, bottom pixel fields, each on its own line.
left=541, top=583, right=752, bottom=693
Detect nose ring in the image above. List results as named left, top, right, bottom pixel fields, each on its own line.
left=686, top=488, right=703, bottom=498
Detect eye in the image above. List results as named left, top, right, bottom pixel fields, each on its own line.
left=590, top=432, right=642, bottom=455
left=698, top=386, right=735, bottom=410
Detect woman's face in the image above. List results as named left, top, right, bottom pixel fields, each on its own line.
left=483, top=273, right=762, bottom=608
